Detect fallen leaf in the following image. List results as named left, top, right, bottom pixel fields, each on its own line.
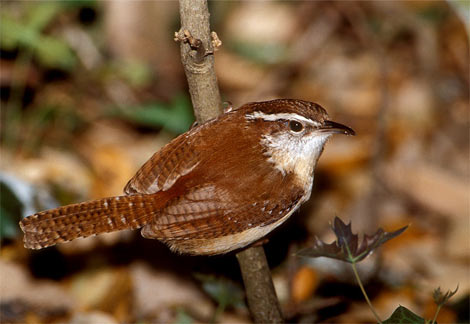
left=291, top=266, right=318, bottom=303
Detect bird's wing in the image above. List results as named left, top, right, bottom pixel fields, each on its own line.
left=124, top=128, right=203, bottom=195
left=140, top=183, right=304, bottom=240
left=140, top=183, right=258, bottom=239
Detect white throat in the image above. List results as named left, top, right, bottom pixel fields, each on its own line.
left=261, top=132, right=330, bottom=186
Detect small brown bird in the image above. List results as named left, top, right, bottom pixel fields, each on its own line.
left=20, top=99, right=354, bottom=255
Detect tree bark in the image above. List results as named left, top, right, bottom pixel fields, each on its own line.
left=178, top=0, right=222, bottom=122
left=236, top=246, right=283, bottom=323
left=177, top=1, right=283, bottom=323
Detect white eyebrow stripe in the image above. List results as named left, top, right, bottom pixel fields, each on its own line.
left=245, top=111, right=321, bottom=126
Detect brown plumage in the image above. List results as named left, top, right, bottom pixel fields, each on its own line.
left=20, top=99, right=354, bottom=255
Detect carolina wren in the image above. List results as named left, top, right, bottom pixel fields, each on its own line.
left=20, top=99, right=354, bottom=255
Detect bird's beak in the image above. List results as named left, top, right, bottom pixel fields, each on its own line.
left=320, top=120, right=355, bottom=136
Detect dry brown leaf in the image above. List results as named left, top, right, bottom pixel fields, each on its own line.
left=0, top=260, right=74, bottom=315
left=216, top=51, right=267, bottom=91
left=68, top=311, right=118, bottom=324
left=68, top=267, right=131, bottom=320
left=224, top=2, right=297, bottom=44
left=87, top=145, right=136, bottom=198
left=392, top=79, right=434, bottom=128
left=382, top=235, right=469, bottom=300
left=0, top=148, right=92, bottom=199
left=317, top=135, right=372, bottom=174
left=130, top=262, right=213, bottom=320
left=384, top=160, right=468, bottom=218
left=291, top=266, right=318, bottom=303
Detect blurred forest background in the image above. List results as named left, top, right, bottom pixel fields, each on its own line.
left=0, top=1, right=468, bottom=323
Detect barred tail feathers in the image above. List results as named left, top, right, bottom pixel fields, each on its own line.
left=20, top=195, right=159, bottom=249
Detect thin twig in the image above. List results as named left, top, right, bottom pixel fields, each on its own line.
left=350, top=261, right=383, bottom=324
left=345, top=243, right=382, bottom=324
left=431, top=304, right=442, bottom=324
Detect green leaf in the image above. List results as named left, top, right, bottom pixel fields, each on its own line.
left=61, top=0, right=97, bottom=8
left=35, top=35, right=77, bottom=70
left=0, top=16, right=40, bottom=50
left=116, top=59, right=153, bottom=87
left=174, top=308, right=194, bottom=324
left=297, top=216, right=408, bottom=263
left=0, top=15, right=76, bottom=70
left=230, top=40, right=287, bottom=64
left=195, top=274, right=245, bottom=310
left=0, top=181, right=24, bottom=239
left=118, top=95, right=195, bottom=134
left=25, top=2, right=63, bottom=31
left=417, top=4, right=449, bottom=23
left=383, top=306, right=426, bottom=324
left=0, top=206, right=20, bottom=239
left=447, top=0, right=470, bottom=30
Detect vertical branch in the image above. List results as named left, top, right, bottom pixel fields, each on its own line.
left=176, top=1, right=283, bottom=322
left=178, top=0, right=222, bottom=122
left=236, top=246, right=284, bottom=323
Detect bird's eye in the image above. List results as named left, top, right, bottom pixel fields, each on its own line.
left=289, top=120, right=303, bottom=132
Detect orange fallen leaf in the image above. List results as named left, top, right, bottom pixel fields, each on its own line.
left=291, top=266, right=318, bottom=303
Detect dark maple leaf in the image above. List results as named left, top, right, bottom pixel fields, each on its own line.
left=297, top=217, right=408, bottom=263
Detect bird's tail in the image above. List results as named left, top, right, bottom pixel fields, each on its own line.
left=20, top=194, right=161, bottom=249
